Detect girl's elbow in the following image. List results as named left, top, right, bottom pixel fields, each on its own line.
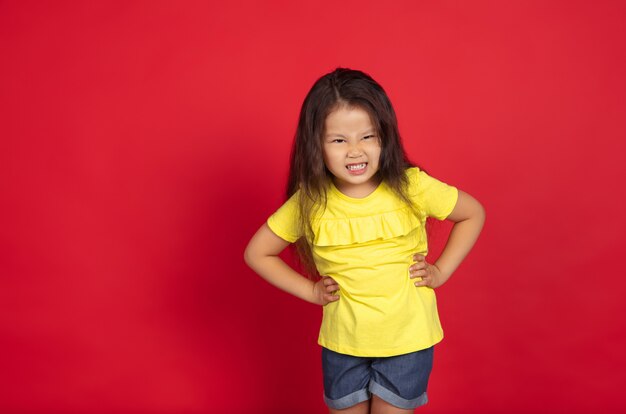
left=466, top=193, right=485, bottom=221
left=458, top=200, right=485, bottom=225
left=474, top=202, right=486, bottom=226
left=244, top=241, right=272, bottom=269
left=243, top=242, right=257, bottom=268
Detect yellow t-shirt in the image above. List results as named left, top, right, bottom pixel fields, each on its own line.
left=267, top=167, right=458, bottom=357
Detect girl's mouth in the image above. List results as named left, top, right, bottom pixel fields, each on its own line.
left=346, top=163, right=367, bottom=175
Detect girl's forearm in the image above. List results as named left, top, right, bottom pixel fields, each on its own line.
left=434, top=212, right=486, bottom=283
left=246, top=254, right=318, bottom=304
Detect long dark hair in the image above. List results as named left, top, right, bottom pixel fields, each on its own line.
left=287, top=68, right=426, bottom=278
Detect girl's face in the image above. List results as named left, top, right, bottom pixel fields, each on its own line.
left=322, top=106, right=382, bottom=198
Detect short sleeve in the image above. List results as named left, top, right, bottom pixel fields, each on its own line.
left=266, top=192, right=302, bottom=243
left=409, top=167, right=459, bottom=220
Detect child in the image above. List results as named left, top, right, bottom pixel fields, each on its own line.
left=244, top=68, right=485, bottom=414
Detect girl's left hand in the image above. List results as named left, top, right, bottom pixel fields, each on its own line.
left=409, top=254, right=444, bottom=289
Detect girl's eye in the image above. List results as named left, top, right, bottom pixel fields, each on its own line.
left=363, top=135, right=375, bottom=140
left=331, top=139, right=345, bottom=143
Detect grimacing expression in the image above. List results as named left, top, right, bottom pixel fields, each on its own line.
left=322, top=106, right=382, bottom=198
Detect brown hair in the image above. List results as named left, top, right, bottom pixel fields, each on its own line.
left=287, top=68, right=427, bottom=278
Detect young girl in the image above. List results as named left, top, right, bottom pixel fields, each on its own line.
left=244, top=68, right=485, bottom=414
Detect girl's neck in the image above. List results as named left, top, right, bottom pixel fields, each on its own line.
left=332, top=176, right=382, bottom=199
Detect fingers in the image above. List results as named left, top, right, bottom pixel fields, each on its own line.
left=413, top=253, right=426, bottom=262
left=325, top=293, right=340, bottom=302
left=321, top=276, right=340, bottom=304
left=413, top=274, right=430, bottom=287
left=415, top=272, right=438, bottom=287
left=322, top=276, right=339, bottom=291
left=409, top=267, right=428, bottom=279
left=322, top=290, right=340, bottom=305
left=409, top=256, right=427, bottom=270
left=414, top=268, right=441, bottom=288
left=409, top=262, right=429, bottom=279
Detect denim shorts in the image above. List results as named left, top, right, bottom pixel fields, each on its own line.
left=321, top=346, right=434, bottom=410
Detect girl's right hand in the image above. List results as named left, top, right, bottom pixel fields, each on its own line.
left=313, top=276, right=340, bottom=306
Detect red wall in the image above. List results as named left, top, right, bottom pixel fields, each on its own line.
left=1, top=1, right=625, bottom=413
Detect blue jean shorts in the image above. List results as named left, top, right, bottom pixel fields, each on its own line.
left=321, top=346, right=434, bottom=410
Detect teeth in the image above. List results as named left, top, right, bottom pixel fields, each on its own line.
left=347, top=163, right=366, bottom=171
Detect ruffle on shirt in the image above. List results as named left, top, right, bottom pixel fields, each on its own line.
left=311, top=207, right=422, bottom=246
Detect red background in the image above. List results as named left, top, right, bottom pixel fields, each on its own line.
left=2, top=1, right=625, bottom=413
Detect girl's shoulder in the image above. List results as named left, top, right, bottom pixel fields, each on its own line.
left=404, top=166, right=425, bottom=192
left=404, top=166, right=451, bottom=189
left=405, top=166, right=420, bottom=179
left=403, top=166, right=459, bottom=220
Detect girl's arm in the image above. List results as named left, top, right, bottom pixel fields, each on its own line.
left=244, top=223, right=340, bottom=305
left=411, top=190, right=486, bottom=288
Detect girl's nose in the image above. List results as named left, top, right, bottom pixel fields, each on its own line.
left=347, top=143, right=363, bottom=157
